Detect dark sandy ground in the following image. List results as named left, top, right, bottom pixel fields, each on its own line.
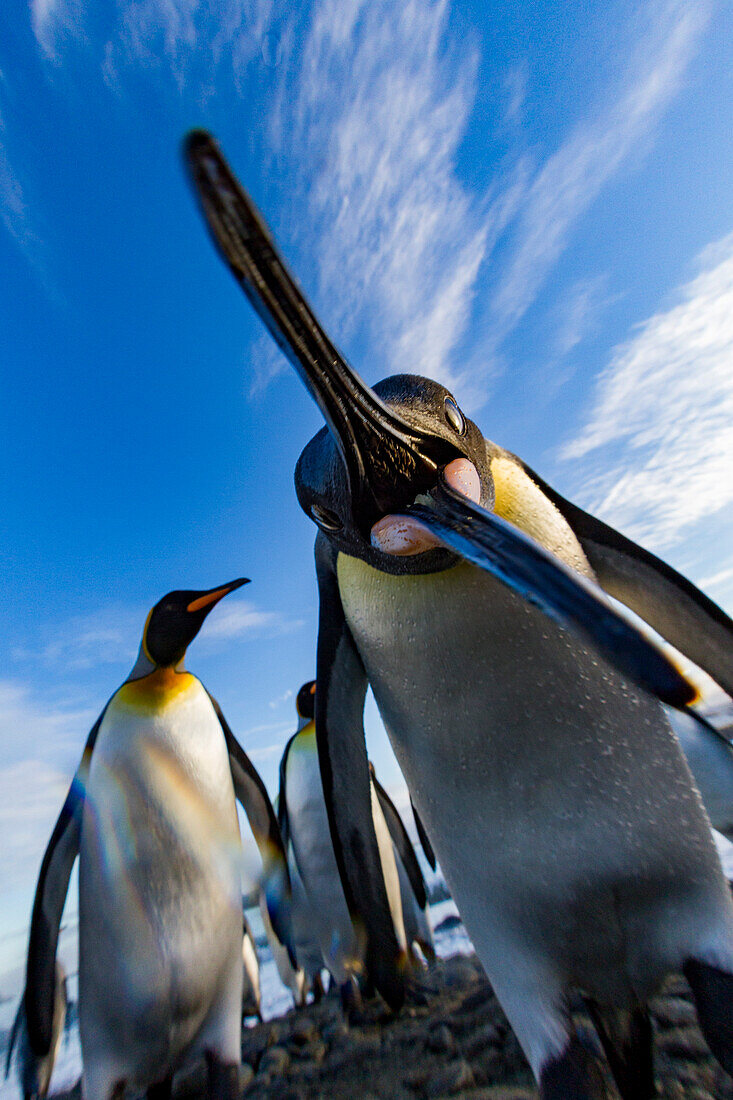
left=53, top=952, right=733, bottom=1099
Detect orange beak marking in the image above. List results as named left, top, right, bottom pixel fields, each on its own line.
left=187, top=585, right=237, bottom=613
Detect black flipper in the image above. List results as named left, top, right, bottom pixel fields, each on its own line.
left=277, top=731, right=298, bottom=850
left=405, top=481, right=696, bottom=711
left=539, top=1035, right=608, bottom=1099
left=584, top=999, right=655, bottom=1099
left=5, top=998, right=23, bottom=1078
left=684, top=958, right=733, bottom=1075
left=519, top=458, right=733, bottom=703
left=207, top=693, right=295, bottom=967
left=146, top=1075, right=173, bottom=1100
left=315, top=534, right=405, bottom=1010
left=205, top=1054, right=239, bottom=1100
left=410, top=797, right=436, bottom=871
left=26, top=710, right=106, bottom=1056
left=370, top=765, right=427, bottom=910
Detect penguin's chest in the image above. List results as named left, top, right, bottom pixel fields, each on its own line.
left=335, top=554, right=688, bottom=885
left=81, top=673, right=241, bottom=956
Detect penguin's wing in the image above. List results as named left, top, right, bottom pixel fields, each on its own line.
left=277, top=732, right=298, bottom=849
left=315, top=534, right=405, bottom=1009
left=410, top=797, right=437, bottom=871
left=26, top=710, right=105, bottom=1057
left=5, top=997, right=23, bottom=1077
left=370, top=769, right=427, bottom=909
left=510, top=454, right=733, bottom=702
left=407, top=485, right=696, bottom=711
left=206, top=693, right=295, bottom=965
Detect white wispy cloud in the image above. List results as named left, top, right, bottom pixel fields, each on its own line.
left=552, top=275, right=615, bottom=360
left=0, top=73, right=42, bottom=261
left=11, top=605, right=141, bottom=671
left=698, top=566, right=733, bottom=593
left=247, top=333, right=289, bottom=399
left=29, top=0, right=72, bottom=59
left=199, top=600, right=303, bottom=643
left=268, top=688, right=293, bottom=710
left=102, top=0, right=275, bottom=94
left=0, top=680, right=94, bottom=766
left=11, top=598, right=300, bottom=670
left=0, top=758, right=71, bottom=898
left=560, top=229, right=733, bottom=549
left=21, top=0, right=713, bottom=409
left=271, top=0, right=499, bottom=404
left=0, top=683, right=90, bottom=970
left=502, top=61, right=528, bottom=129
left=265, top=0, right=712, bottom=408
left=489, top=0, right=712, bottom=336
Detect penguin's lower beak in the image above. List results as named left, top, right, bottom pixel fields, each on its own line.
left=184, top=132, right=696, bottom=712
left=184, top=130, right=462, bottom=534
left=187, top=577, right=249, bottom=614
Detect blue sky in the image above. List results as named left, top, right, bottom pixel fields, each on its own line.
left=1, top=0, right=732, bottom=982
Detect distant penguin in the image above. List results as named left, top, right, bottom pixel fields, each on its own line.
left=5, top=962, right=67, bottom=1100
left=260, top=797, right=325, bottom=1008
left=370, top=767, right=435, bottom=965
left=24, top=580, right=293, bottom=1100
left=259, top=885, right=307, bottom=1008
left=241, top=915, right=262, bottom=1022
left=278, top=681, right=406, bottom=1007
left=185, top=133, right=733, bottom=1100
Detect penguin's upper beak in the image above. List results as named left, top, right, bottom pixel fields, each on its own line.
left=187, top=577, right=249, bottom=615
left=184, top=130, right=464, bottom=534
left=183, top=131, right=696, bottom=712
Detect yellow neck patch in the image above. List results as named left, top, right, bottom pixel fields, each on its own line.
left=116, top=668, right=197, bottom=712
left=297, top=719, right=316, bottom=739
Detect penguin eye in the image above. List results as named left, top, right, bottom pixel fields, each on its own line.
left=310, top=503, right=343, bottom=532
left=444, top=396, right=465, bottom=436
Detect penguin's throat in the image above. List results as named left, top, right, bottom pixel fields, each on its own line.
left=118, top=668, right=197, bottom=710
left=370, top=458, right=481, bottom=556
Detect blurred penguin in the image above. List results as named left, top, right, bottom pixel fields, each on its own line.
left=6, top=962, right=67, bottom=1100
left=278, top=681, right=406, bottom=1009
left=240, top=915, right=261, bottom=1022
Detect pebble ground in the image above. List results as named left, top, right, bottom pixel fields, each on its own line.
left=54, top=953, right=733, bottom=1099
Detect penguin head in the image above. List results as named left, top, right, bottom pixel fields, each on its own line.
left=142, top=578, right=249, bottom=668
left=184, top=135, right=493, bottom=575
left=295, top=374, right=493, bottom=575
left=295, top=680, right=316, bottom=720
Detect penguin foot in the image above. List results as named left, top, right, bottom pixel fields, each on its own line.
left=339, top=978, right=365, bottom=1024
left=146, top=1074, right=172, bottom=1100
left=205, top=1053, right=239, bottom=1100
left=405, top=979, right=437, bottom=1006
left=539, top=1035, right=610, bottom=1099
left=684, top=957, right=733, bottom=1077
left=583, top=999, right=655, bottom=1099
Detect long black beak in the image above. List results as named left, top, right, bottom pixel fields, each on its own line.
left=184, top=130, right=461, bottom=532
left=183, top=131, right=697, bottom=713
left=407, top=482, right=697, bottom=710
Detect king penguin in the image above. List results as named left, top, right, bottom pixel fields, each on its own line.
left=261, top=784, right=326, bottom=1008
left=184, top=132, right=733, bottom=1100
left=23, top=579, right=293, bottom=1100
left=370, top=765, right=436, bottom=966
left=5, top=961, right=67, bottom=1100
left=240, top=914, right=262, bottom=1023
left=278, top=680, right=407, bottom=1009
